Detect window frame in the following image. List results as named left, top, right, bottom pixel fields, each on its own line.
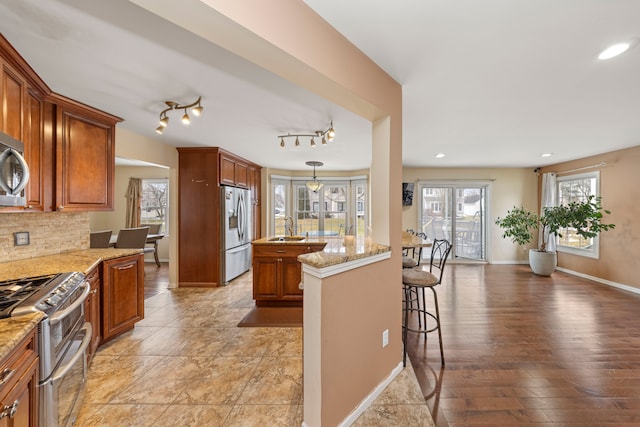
left=555, top=171, right=600, bottom=259
left=140, top=178, right=169, bottom=234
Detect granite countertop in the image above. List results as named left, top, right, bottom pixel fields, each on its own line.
left=252, top=236, right=332, bottom=245
left=253, top=236, right=391, bottom=269
left=0, top=312, right=44, bottom=361
left=0, top=248, right=142, bottom=281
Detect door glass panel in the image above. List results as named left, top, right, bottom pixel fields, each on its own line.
left=419, top=184, right=488, bottom=261
left=296, top=185, right=319, bottom=235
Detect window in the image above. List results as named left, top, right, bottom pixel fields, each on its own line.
left=141, top=179, right=169, bottom=233
left=431, top=202, right=441, bottom=213
left=555, top=172, right=599, bottom=258
left=270, top=176, right=367, bottom=237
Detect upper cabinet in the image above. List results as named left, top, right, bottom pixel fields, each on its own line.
left=0, top=33, right=121, bottom=213
left=48, top=94, right=119, bottom=212
left=220, top=151, right=249, bottom=188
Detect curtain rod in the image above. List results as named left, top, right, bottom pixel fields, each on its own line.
left=554, top=161, right=607, bottom=175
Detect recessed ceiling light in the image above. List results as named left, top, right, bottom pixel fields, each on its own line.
left=435, top=153, right=446, bottom=158
left=598, top=42, right=631, bottom=60
left=541, top=153, right=553, bottom=158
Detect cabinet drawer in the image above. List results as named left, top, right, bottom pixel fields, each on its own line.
left=0, top=329, right=36, bottom=400
left=253, top=244, right=325, bottom=258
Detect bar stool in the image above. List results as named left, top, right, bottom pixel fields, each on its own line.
left=402, top=239, right=452, bottom=367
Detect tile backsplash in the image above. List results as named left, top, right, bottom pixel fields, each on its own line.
left=0, top=212, right=90, bottom=263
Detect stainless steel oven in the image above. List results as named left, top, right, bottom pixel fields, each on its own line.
left=0, top=130, right=30, bottom=207
left=2, top=272, right=91, bottom=427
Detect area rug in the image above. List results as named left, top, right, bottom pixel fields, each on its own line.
left=237, top=306, right=303, bottom=327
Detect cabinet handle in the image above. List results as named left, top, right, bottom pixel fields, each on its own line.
left=117, top=264, right=135, bottom=270
left=0, top=368, right=14, bottom=386
left=276, top=250, right=286, bottom=253
left=90, top=289, right=98, bottom=295
left=57, top=205, right=64, bottom=211
left=0, top=400, right=19, bottom=419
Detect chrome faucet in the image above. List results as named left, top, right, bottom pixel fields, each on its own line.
left=285, top=216, right=294, bottom=236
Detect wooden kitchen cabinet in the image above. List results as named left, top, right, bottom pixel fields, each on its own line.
left=219, top=151, right=249, bottom=188
left=84, top=266, right=101, bottom=365
left=0, top=328, right=38, bottom=427
left=0, top=34, right=121, bottom=213
left=177, top=147, right=261, bottom=287
left=101, top=253, right=144, bottom=342
left=49, top=94, right=119, bottom=212
left=252, top=243, right=326, bottom=306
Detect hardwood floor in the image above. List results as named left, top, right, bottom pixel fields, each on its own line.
left=407, top=264, right=640, bottom=426
left=143, top=263, right=640, bottom=425
left=143, top=262, right=169, bottom=299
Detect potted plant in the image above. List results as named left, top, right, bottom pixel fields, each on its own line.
left=495, top=195, right=615, bottom=276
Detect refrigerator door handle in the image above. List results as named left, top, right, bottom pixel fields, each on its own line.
left=237, top=191, right=245, bottom=241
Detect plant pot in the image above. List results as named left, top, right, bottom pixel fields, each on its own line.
left=529, top=249, right=557, bottom=276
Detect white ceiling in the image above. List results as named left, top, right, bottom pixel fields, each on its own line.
left=1, top=0, right=638, bottom=170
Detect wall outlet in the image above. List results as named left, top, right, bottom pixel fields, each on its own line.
left=14, top=231, right=30, bottom=246
left=382, top=329, right=389, bottom=348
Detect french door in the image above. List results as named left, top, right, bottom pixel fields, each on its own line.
left=418, top=183, right=488, bottom=261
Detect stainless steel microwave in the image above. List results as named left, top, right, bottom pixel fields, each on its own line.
left=0, top=131, right=30, bottom=207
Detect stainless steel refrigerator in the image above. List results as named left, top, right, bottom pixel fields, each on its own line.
left=221, top=185, right=252, bottom=284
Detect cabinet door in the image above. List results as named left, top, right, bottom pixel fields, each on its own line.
left=55, top=106, right=115, bottom=211
left=23, top=89, right=45, bottom=211
left=253, top=257, right=279, bottom=300
left=0, top=356, right=38, bottom=427
left=280, top=258, right=303, bottom=300
left=101, top=254, right=144, bottom=341
left=219, top=154, right=236, bottom=186
left=235, top=162, right=248, bottom=187
left=0, top=61, right=25, bottom=140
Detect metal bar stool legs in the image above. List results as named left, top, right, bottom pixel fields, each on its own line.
left=402, top=271, right=445, bottom=367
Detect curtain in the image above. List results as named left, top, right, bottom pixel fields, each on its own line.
left=125, top=178, right=142, bottom=228
left=539, top=172, right=556, bottom=252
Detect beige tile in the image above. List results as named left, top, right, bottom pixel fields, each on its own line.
left=168, top=327, right=238, bottom=356
left=372, top=366, right=427, bottom=405
left=237, top=356, right=303, bottom=405
left=96, top=326, right=163, bottom=356
left=75, top=403, right=169, bottom=427
left=353, top=404, right=435, bottom=426
left=84, top=355, right=164, bottom=403
left=152, top=404, right=233, bottom=427
left=112, top=357, right=218, bottom=404
left=172, top=356, right=261, bottom=405
left=217, top=327, right=275, bottom=357
left=224, top=404, right=300, bottom=426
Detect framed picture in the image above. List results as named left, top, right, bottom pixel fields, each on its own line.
left=402, top=182, right=414, bottom=206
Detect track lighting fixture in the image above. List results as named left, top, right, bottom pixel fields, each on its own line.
left=278, top=121, right=335, bottom=149
left=155, top=96, right=203, bottom=134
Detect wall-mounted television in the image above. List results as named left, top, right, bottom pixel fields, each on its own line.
left=402, top=182, right=414, bottom=206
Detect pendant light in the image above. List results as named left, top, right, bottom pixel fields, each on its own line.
left=305, top=161, right=324, bottom=193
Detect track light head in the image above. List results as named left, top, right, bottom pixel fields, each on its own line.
left=155, top=96, right=203, bottom=134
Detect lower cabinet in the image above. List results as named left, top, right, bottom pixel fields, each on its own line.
left=0, top=328, right=38, bottom=427
left=101, top=253, right=144, bottom=342
left=252, top=243, right=326, bottom=307
left=84, top=266, right=101, bottom=365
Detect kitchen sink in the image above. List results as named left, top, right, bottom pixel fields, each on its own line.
left=268, top=236, right=306, bottom=242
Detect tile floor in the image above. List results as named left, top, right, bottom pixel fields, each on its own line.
left=76, top=272, right=434, bottom=426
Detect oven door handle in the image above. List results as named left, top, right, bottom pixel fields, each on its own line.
left=48, top=283, right=90, bottom=326
left=50, top=323, right=92, bottom=384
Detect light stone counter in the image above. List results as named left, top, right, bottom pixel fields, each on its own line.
left=0, top=312, right=44, bottom=361
left=252, top=236, right=391, bottom=269
left=0, top=248, right=142, bottom=281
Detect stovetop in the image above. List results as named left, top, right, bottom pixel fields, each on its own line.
left=0, top=272, right=85, bottom=319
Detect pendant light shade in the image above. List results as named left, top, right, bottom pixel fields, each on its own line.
left=305, top=161, right=324, bottom=193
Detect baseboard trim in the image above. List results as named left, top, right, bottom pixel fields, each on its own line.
left=337, top=361, right=404, bottom=427
left=556, top=267, right=640, bottom=295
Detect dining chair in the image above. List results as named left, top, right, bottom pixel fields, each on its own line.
left=402, top=239, right=452, bottom=367
left=141, top=223, right=161, bottom=234
left=90, top=230, right=112, bottom=248
left=114, top=227, right=150, bottom=249
left=140, top=223, right=162, bottom=267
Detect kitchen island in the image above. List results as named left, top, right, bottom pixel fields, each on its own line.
left=251, top=236, right=327, bottom=306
